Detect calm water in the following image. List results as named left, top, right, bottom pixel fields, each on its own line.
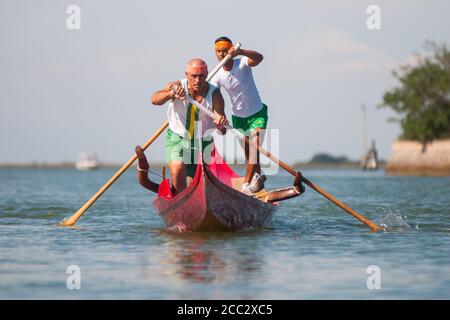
left=0, top=167, right=449, bottom=299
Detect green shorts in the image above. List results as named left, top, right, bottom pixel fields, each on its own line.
left=232, top=103, right=268, bottom=135
left=165, top=129, right=213, bottom=178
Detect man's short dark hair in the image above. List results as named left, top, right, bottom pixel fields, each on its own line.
left=215, top=36, right=232, bottom=44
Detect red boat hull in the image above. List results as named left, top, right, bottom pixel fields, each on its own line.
left=153, top=150, right=276, bottom=232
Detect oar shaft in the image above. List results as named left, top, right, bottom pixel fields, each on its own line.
left=186, top=96, right=382, bottom=231
left=251, top=143, right=382, bottom=231
left=60, top=122, right=168, bottom=226
left=245, top=140, right=381, bottom=231
left=300, top=176, right=382, bottom=231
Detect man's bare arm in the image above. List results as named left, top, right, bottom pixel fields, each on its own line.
left=151, top=81, right=181, bottom=105
left=229, top=47, right=264, bottom=67
left=242, top=49, right=264, bottom=67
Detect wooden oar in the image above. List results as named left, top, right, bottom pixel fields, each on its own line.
left=59, top=123, right=168, bottom=226
left=59, top=42, right=242, bottom=227
left=186, top=96, right=383, bottom=232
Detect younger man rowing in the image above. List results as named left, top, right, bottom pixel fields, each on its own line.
left=210, top=37, right=268, bottom=196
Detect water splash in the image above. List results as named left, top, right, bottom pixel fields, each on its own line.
left=379, top=206, right=410, bottom=230
left=167, top=223, right=189, bottom=233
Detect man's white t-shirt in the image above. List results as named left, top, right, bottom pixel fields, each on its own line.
left=210, top=57, right=263, bottom=118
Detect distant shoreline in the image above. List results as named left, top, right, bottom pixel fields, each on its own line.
left=0, top=161, right=386, bottom=170
left=293, top=161, right=386, bottom=170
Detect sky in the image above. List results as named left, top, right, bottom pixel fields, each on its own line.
left=1, top=0, right=449, bottom=164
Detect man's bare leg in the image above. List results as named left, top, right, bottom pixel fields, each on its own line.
left=244, top=129, right=262, bottom=184
left=168, top=160, right=187, bottom=195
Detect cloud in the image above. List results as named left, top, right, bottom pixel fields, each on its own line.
left=268, top=28, right=395, bottom=84
left=95, top=44, right=203, bottom=86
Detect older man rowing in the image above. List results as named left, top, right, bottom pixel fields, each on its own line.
left=140, top=58, right=228, bottom=195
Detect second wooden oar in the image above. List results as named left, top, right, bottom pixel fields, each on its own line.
left=185, top=96, right=383, bottom=232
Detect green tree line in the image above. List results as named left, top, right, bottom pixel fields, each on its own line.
left=380, top=41, right=450, bottom=145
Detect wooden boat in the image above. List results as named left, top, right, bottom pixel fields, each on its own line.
left=153, top=149, right=277, bottom=232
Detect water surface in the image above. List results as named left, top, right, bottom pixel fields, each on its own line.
left=0, top=168, right=449, bottom=299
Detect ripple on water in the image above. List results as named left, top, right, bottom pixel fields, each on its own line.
left=0, top=168, right=449, bottom=299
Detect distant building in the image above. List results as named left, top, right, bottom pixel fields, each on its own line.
left=75, top=152, right=99, bottom=170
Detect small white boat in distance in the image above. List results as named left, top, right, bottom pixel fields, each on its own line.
left=76, top=152, right=99, bottom=171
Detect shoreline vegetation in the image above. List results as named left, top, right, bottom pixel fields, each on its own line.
left=379, top=41, right=450, bottom=176
left=0, top=153, right=387, bottom=170
left=292, top=153, right=386, bottom=170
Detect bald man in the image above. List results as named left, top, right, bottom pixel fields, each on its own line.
left=149, top=58, right=229, bottom=195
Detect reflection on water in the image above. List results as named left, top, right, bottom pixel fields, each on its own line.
left=162, top=232, right=227, bottom=283
left=155, top=231, right=265, bottom=284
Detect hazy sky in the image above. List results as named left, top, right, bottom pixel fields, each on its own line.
left=1, top=0, right=449, bottom=164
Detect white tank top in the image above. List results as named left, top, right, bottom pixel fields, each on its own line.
left=167, top=79, right=216, bottom=139
left=210, top=57, right=263, bottom=118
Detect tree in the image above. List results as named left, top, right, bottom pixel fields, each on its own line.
left=380, top=41, right=450, bottom=147
left=310, top=153, right=348, bottom=164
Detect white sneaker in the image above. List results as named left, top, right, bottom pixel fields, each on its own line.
left=249, top=173, right=266, bottom=193
left=241, top=182, right=255, bottom=196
